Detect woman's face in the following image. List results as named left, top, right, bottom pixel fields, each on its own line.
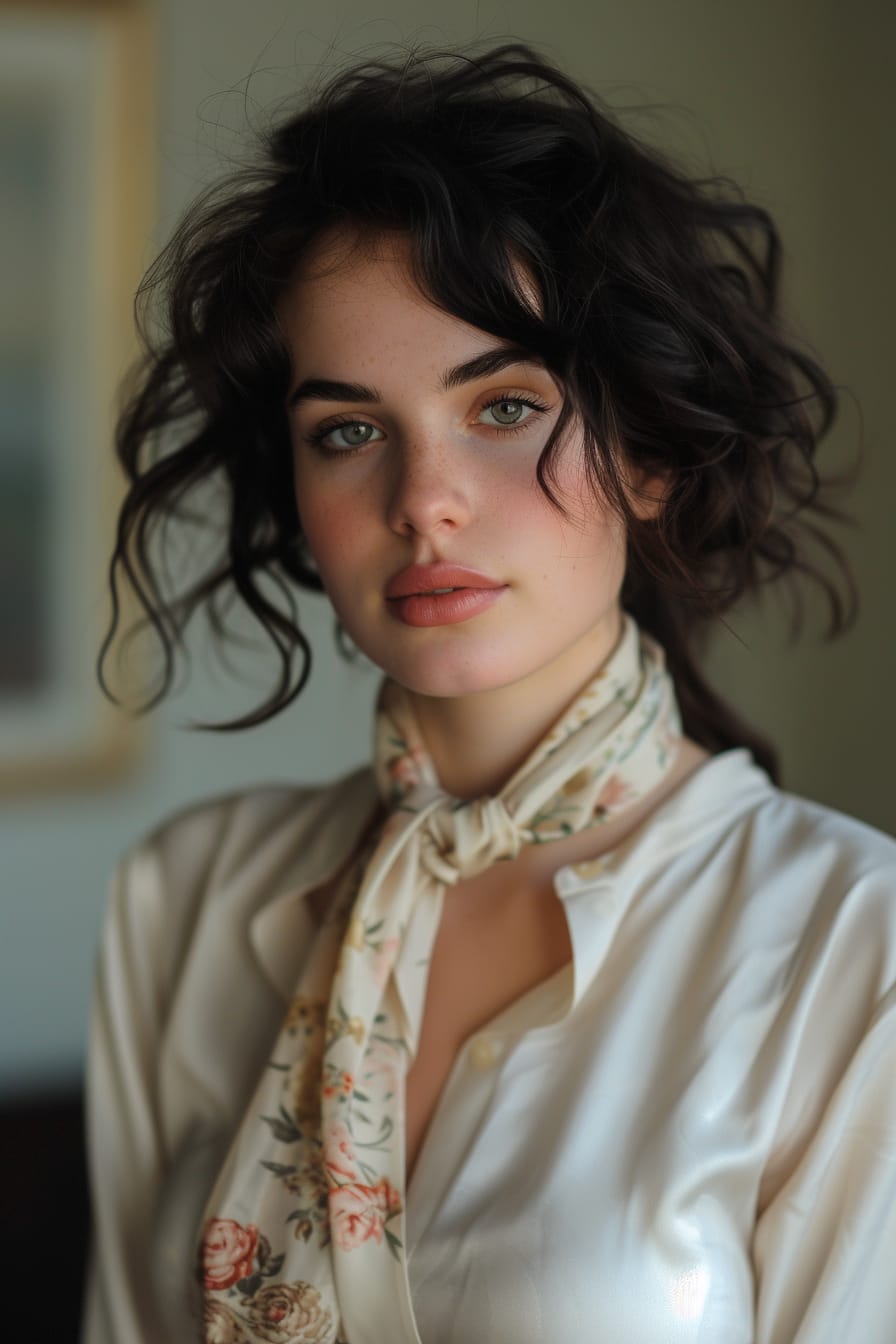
left=279, top=228, right=640, bottom=702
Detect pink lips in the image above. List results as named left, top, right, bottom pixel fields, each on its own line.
left=387, top=586, right=507, bottom=627
left=384, top=562, right=504, bottom=600
left=384, top=562, right=508, bottom=627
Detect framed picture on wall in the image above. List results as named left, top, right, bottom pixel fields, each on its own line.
left=0, top=0, right=154, bottom=794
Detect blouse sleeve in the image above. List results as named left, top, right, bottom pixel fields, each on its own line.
left=751, top=978, right=896, bottom=1342
left=80, top=838, right=175, bottom=1344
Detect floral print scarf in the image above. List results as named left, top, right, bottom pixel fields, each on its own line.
left=194, top=612, right=682, bottom=1343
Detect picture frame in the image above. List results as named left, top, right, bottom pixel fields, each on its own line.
left=0, top=0, right=155, bottom=794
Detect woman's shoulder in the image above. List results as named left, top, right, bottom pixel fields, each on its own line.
left=103, top=761, right=379, bottom=952
left=652, top=746, right=896, bottom=878
left=735, top=754, right=896, bottom=890
left=131, top=759, right=375, bottom=855
left=649, top=749, right=896, bottom=985
left=619, top=747, right=896, bottom=974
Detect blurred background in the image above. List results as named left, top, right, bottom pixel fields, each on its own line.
left=1, top=0, right=893, bottom=1336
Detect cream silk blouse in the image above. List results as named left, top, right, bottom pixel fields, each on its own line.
left=81, top=748, right=896, bottom=1344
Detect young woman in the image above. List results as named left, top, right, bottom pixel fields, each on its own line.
left=82, top=40, right=896, bottom=1344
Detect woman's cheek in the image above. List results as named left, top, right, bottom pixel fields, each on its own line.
left=299, top=494, right=360, bottom=573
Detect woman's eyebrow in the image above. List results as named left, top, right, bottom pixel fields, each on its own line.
left=286, top=344, right=548, bottom=409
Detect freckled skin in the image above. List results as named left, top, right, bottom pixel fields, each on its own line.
left=278, top=226, right=665, bottom=796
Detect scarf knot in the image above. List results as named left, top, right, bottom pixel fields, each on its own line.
left=418, top=795, right=528, bottom=886
left=195, top=613, right=683, bottom=1344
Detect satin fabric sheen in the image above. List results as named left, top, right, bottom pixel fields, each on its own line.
left=81, top=689, right=896, bottom=1342
left=193, top=613, right=682, bottom=1343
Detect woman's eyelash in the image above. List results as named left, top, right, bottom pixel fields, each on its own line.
left=302, top=394, right=551, bottom=457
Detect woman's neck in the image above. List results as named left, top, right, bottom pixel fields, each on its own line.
left=404, top=612, right=624, bottom=800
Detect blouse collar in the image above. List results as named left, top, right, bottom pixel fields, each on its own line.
left=248, top=748, right=775, bottom=1010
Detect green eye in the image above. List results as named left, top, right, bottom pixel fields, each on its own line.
left=478, top=395, right=549, bottom=430
left=305, top=393, right=550, bottom=457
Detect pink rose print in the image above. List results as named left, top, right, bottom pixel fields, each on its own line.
left=323, top=1120, right=362, bottom=1184
left=201, top=1217, right=259, bottom=1290
left=593, top=773, right=633, bottom=817
left=361, top=1034, right=400, bottom=1095
left=329, top=1176, right=402, bottom=1252
left=329, top=1183, right=386, bottom=1251
left=373, top=1175, right=402, bottom=1216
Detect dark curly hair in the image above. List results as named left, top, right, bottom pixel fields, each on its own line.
left=97, top=38, right=859, bottom=783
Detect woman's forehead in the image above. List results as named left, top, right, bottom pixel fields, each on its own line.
left=283, top=222, right=543, bottom=319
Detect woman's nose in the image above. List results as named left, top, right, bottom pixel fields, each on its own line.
left=384, top=439, right=473, bottom=540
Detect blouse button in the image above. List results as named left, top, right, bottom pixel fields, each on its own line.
left=469, top=1036, right=499, bottom=1071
